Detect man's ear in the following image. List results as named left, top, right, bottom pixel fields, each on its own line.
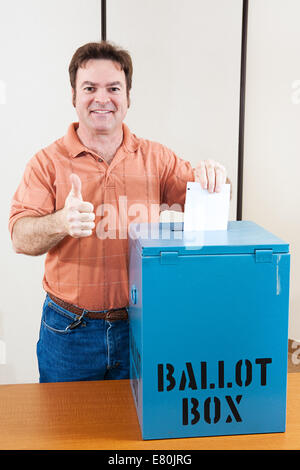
left=71, top=87, right=76, bottom=108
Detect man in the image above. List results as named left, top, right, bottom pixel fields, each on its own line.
left=9, top=41, right=228, bottom=383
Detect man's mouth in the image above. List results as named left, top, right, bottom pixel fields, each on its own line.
left=90, top=110, right=113, bottom=114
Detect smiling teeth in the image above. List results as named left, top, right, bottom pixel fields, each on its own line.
left=93, top=110, right=110, bottom=113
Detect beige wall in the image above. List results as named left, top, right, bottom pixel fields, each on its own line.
left=0, top=0, right=101, bottom=384
left=0, top=1, right=242, bottom=384
left=108, top=0, right=242, bottom=222
left=243, top=0, right=300, bottom=340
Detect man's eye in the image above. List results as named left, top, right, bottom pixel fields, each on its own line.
left=84, top=87, right=95, bottom=92
left=109, top=87, right=120, bottom=92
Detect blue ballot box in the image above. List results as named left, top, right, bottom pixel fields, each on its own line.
left=128, top=221, right=290, bottom=440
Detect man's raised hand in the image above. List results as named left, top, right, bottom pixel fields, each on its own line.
left=63, top=174, right=95, bottom=238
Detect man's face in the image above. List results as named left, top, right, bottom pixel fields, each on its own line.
left=73, top=59, right=129, bottom=135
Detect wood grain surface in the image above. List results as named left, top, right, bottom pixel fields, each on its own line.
left=0, top=374, right=299, bottom=450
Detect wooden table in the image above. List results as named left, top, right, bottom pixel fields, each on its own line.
left=0, top=373, right=299, bottom=450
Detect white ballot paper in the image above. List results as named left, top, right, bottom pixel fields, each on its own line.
left=184, top=182, right=230, bottom=231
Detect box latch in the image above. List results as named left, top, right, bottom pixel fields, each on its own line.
left=160, top=251, right=179, bottom=265
left=255, top=249, right=273, bottom=263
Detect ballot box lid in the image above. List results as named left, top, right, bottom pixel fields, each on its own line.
left=128, top=220, right=289, bottom=256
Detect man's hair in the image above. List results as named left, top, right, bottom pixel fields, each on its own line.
left=69, top=41, right=133, bottom=106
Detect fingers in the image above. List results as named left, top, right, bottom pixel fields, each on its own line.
left=194, top=160, right=227, bottom=193
left=77, top=201, right=94, bottom=213
left=215, top=164, right=226, bottom=192
left=70, top=229, right=94, bottom=238
left=69, top=173, right=82, bottom=200
left=64, top=175, right=95, bottom=238
left=66, top=210, right=96, bottom=238
left=194, top=161, right=207, bottom=190
left=80, top=212, right=96, bottom=222
left=206, top=161, right=216, bottom=193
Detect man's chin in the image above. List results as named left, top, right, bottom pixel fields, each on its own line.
left=89, top=121, right=113, bottom=134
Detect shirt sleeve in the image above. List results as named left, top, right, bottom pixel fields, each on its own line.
left=8, top=152, right=56, bottom=237
left=159, top=146, right=195, bottom=210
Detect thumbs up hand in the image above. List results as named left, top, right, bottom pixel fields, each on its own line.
left=63, top=174, right=95, bottom=238
left=69, top=173, right=83, bottom=201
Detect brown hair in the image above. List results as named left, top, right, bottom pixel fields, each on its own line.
left=69, top=41, right=133, bottom=106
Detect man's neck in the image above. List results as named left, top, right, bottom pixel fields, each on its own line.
left=76, top=124, right=124, bottom=164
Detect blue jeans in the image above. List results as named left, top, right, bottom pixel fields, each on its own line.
left=37, top=294, right=130, bottom=383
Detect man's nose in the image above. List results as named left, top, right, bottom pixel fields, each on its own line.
left=94, top=89, right=110, bottom=104
left=95, top=97, right=110, bottom=105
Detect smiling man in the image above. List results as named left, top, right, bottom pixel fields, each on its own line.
left=9, top=41, right=229, bottom=383
left=74, top=59, right=128, bottom=164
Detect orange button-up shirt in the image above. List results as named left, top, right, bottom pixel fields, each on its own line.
left=9, top=123, right=194, bottom=310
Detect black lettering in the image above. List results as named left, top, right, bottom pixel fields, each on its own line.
left=218, top=360, right=224, bottom=388
left=204, top=397, right=211, bottom=423
left=214, top=397, right=221, bottom=423
left=204, top=397, right=221, bottom=424
left=255, top=358, right=272, bottom=386
left=157, top=364, right=164, bottom=392
left=179, top=371, right=187, bottom=390
left=235, top=359, right=252, bottom=386
left=235, top=360, right=243, bottom=386
left=166, top=363, right=176, bottom=391
left=201, top=361, right=207, bottom=389
left=182, top=398, right=188, bottom=425
left=191, top=398, right=200, bottom=425
left=157, top=363, right=176, bottom=392
left=245, top=359, right=252, bottom=386
left=182, top=398, right=200, bottom=425
left=179, top=363, right=197, bottom=391
left=225, top=395, right=242, bottom=422
left=186, top=362, right=197, bottom=390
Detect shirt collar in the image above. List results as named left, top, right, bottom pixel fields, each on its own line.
left=63, top=122, right=139, bottom=158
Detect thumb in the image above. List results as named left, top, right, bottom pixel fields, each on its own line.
left=69, top=173, right=82, bottom=200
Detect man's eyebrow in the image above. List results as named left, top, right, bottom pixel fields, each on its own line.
left=81, top=81, right=96, bottom=87
left=80, top=80, right=123, bottom=88
left=107, top=81, right=123, bottom=87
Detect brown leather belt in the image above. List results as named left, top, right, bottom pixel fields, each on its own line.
left=48, top=293, right=128, bottom=322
